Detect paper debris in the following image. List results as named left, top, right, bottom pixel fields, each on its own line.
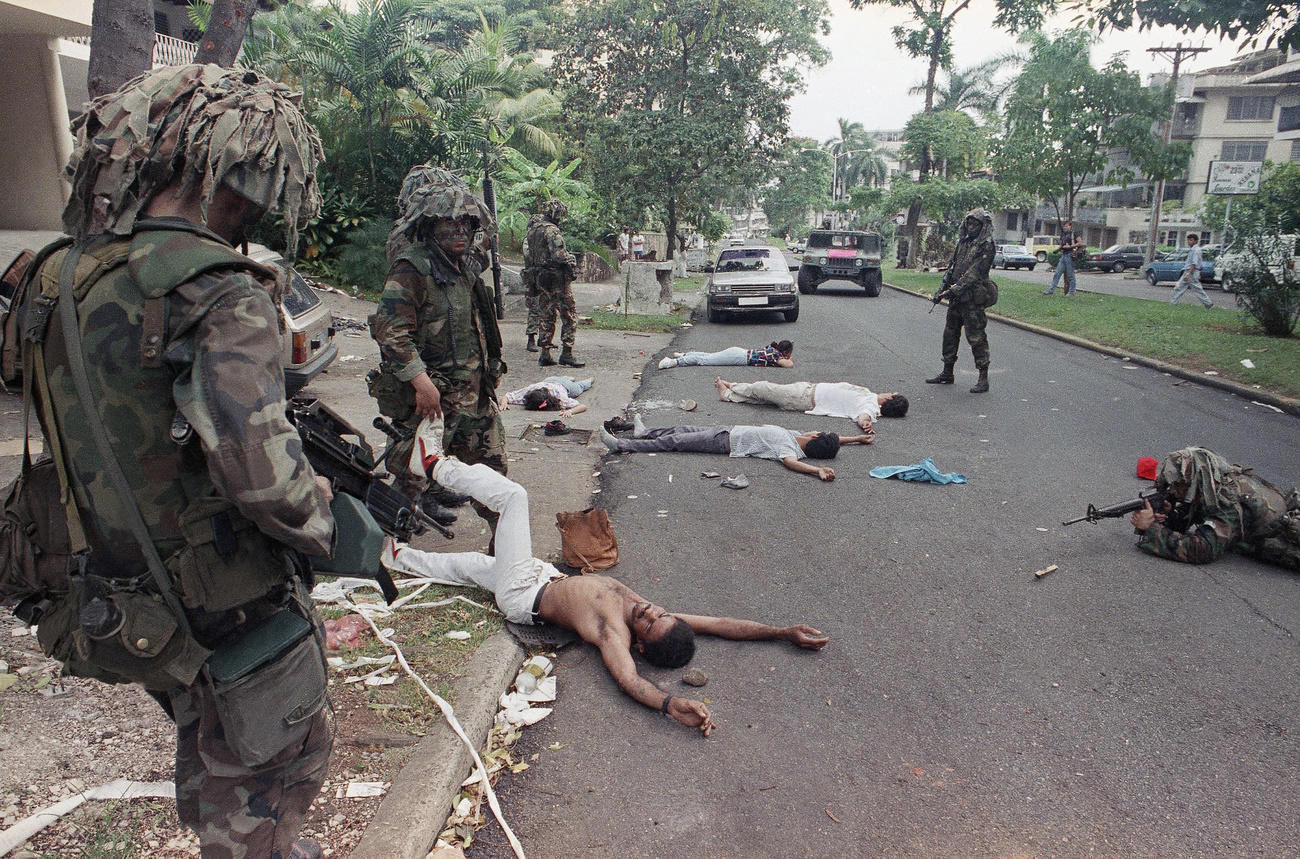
left=1250, top=400, right=1284, bottom=413
left=1204, top=370, right=1219, bottom=375
left=1033, top=564, right=1059, bottom=579
left=1240, top=359, right=1255, bottom=369
left=445, top=631, right=472, bottom=640
left=343, top=781, right=389, bottom=798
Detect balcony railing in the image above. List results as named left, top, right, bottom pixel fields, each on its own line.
left=1172, top=116, right=1201, bottom=139
left=65, top=33, right=197, bottom=68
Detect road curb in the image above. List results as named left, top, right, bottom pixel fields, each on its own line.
left=885, top=281, right=1300, bottom=418
left=350, top=631, right=525, bottom=859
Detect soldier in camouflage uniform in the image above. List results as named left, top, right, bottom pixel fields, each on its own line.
left=28, top=65, right=334, bottom=859
left=369, top=167, right=507, bottom=534
left=1131, top=447, right=1300, bottom=571
left=523, top=199, right=585, bottom=367
left=926, top=208, right=997, bottom=393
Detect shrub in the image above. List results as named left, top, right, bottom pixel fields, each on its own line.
left=1231, top=265, right=1300, bottom=338
left=336, top=222, right=393, bottom=298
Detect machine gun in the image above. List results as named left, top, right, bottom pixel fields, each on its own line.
left=1062, top=487, right=1167, bottom=526
left=287, top=397, right=453, bottom=602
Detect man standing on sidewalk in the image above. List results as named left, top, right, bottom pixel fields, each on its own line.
left=1043, top=219, right=1083, bottom=296
left=1169, top=234, right=1214, bottom=308
left=524, top=199, right=585, bottom=368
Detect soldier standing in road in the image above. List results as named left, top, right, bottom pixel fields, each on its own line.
left=369, top=168, right=508, bottom=536
left=926, top=208, right=998, bottom=393
left=524, top=199, right=585, bottom=368
left=25, top=65, right=334, bottom=859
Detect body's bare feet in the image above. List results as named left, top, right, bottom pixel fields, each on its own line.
left=714, top=376, right=732, bottom=398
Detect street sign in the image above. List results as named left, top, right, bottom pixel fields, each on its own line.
left=1207, top=160, right=1263, bottom=195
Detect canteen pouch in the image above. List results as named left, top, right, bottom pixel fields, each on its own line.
left=974, top=279, right=998, bottom=309
left=366, top=364, right=416, bottom=421
left=165, top=496, right=288, bottom=613
left=556, top=508, right=619, bottom=572
left=208, top=607, right=327, bottom=767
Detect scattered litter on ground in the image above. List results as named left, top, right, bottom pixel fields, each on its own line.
left=869, top=459, right=967, bottom=485
left=445, top=631, right=472, bottom=641
left=1036, top=527, right=1049, bottom=532
left=1204, top=370, right=1219, bottom=376
left=701, top=471, right=720, bottom=479
left=678, top=399, right=697, bottom=411
left=1033, top=564, right=1059, bottom=579
left=1251, top=401, right=1284, bottom=413
left=330, top=315, right=368, bottom=332
left=342, top=781, right=389, bottom=799
left=1245, top=348, right=1267, bottom=353
left=338, top=355, right=366, bottom=363
left=0, top=779, right=175, bottom=855
left=324, top=615, right=370, bottom=649
left=1241, top=359, right=1256, bottom=369
left=720, top=474, right=749, bottom=490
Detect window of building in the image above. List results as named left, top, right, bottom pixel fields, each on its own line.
left=1280, top=104, right=1300, bottom=133
left=1006, top=212, right=1018, bottom=231
left=154, top=11, right=169, bottom=35
left=1221, top=140, right=1268, bottom=161
left=1292, top=139, right=1300, bottom=162
left=1226, top=95, right=1275, bottom=121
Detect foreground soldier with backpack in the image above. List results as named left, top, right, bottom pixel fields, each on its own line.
left=4, top=65, right=336, bottom=859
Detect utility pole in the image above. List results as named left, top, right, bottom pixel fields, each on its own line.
left=1144, top=43, right=1211, bottom=265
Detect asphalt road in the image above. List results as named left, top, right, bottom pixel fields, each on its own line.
left=474, top=281, right=1298, bottom=858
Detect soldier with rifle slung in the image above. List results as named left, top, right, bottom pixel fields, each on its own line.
left=524, top=199, right=585, bottom=368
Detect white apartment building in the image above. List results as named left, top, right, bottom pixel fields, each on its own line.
left=0, top=0, right=195, bottom=231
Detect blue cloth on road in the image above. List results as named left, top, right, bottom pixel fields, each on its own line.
left=869, top=458, right=967, bottom=484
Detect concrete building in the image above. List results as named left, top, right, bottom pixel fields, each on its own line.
left=0, top=0, right=195, bottom=231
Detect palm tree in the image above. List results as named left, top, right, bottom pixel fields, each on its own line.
left=908, top=53, right=1023, bottom=120
left=825, top=119, right=888, bottom=204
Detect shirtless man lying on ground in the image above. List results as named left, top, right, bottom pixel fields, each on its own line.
left=384, top=420, right=829, bottom=735
left=714, top=377, right=907, bottom=435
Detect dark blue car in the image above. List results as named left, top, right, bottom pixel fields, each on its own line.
left=1145, top=247, right=1219, bottom=286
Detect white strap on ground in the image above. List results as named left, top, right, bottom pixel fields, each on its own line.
left=0, top=779, right=175, bottom=856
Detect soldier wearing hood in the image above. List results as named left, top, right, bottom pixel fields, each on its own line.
left=1130, top=447, right=1300, bottom=570
left=25, top=64, right=333, bottom=858
left=926, top=208, right=997, bottom=393
left=369, top=166, right=508, bottom=536
left=523, top=198, right=585, bottom=367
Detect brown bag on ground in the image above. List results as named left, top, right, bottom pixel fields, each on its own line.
left=556, top=508, right=618, bottom=572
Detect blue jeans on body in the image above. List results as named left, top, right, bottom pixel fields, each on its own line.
left=1047, top=253, right=1075, bottom=295
left=615, top=425, right=732, bottom=454
left=677, top=346, right=749, bottom=366
left=541, top=376, right=593, bottom=396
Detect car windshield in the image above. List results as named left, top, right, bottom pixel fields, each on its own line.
left=1004, top=246, right=1029, bottom=255
left=1167, top=251, right=1188, bottom=261
left=716, top=248, right=783, bottom=272
left=806, top=232, right=881, bottom=253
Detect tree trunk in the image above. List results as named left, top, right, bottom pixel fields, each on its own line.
left=665, top=197, right=678, bottom=261
left=88, top=0, right=155, bottom=99
left=194, top=0, right=258, bottom=67
left=904, top=25, right=942, bottom=269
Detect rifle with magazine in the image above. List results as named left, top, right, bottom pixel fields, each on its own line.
left=1062, top=487, right=1168, bottom=527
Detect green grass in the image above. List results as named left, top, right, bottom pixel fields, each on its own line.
left=674, top=274, right=707, bottom=291
left=883, top=264, right=1300, bottom=399
left=581, top=308, right=690, bottom=332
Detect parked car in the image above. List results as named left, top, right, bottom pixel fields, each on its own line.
left=246, top=243, right=338, bottom=394
left=1144, top=247, right=1219, bottom=287
left=798, top=229, right=884, bottom=296
left=1028, top=234, right=1058, bottom=262
left=788, top=240, right=805, bottom=254
left=1217, top=234, right=1299, bottom=293
left=1080, top=243, right=1146, bottom=273
left=706, top=246, right=798, bottom=323
left=993, top=244, right=1038, bottom=270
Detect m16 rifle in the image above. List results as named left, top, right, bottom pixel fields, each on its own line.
left=1062, top=487, right=1167, bottom=526
left=287, top=397, right=452, bottom=602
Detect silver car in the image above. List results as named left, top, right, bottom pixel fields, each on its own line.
left=246, top=243, right=338, bottom=395
left=706, top=246, right=798, bottom=323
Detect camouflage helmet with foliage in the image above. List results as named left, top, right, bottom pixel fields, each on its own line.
left=62, top=64, right=324, bottom=256
left=540, top=198, right=568, bottom=223
left=392, top=166, right=494, bottom=239
left=960, top=208, right=993, bottom=243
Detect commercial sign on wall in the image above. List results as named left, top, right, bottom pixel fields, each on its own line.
left=1206, top=160, right=1263, bottom=195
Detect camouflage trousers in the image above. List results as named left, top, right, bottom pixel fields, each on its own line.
left=940, top=298, right=990, bottom=370
left=537, top=277, right=578, bottom=350
left=169, top=669, right=332, bottom=857
left=525, top=285, right=540, bottom=337
left=1240, top=512, right=1300, bottom=572
left=389, top=380, right=507, bottom=531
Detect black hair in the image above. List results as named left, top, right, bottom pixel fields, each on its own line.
left=880, top=395, right=909, bottom=418
left=523, top=388, right=554, bottom=411
left=770, top=340, right=794, bottom=356
left=640, top=618, right=696, bottom=668
left=804, top=432, right=840, bottom=460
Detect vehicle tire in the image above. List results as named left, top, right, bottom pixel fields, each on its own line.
left=783, top=305, right=799, bottom=322
left=707, top=304, right=724, bottom=323
left=1036, top=251, right=1047, bottom=262
left=862, top=272, right=881, bottom=297
left=1112, top=261, right=1126, bottom=273
left=1145, top=270, right=1157, bottom=286
left=797, top=267, right=818, bottom=294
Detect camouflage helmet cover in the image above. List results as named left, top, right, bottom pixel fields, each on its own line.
left=392, top=165, right=494, bottom=238
left=541, top=198, right=568, bottom=223
left=960, top=208, right=993, bottom=243
left=1156, top=446, right=1237, bottom=506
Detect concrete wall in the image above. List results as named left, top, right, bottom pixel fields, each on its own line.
left=0, top=36, right=71, bottom=230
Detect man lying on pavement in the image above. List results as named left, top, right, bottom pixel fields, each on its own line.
left=713, top=376, right=908, bottom=436
left=600, top=415, right=871, bottom=482
left=384, top=418, right=829, bottom=735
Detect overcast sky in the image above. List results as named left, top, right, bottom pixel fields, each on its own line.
left=788, top=0, right=1247, bottom=141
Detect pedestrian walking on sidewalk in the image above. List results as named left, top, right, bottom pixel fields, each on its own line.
left=1169, top=234, right=1214, bottom=308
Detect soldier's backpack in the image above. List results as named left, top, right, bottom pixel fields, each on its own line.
left=0, top=249, right=37, bottom=388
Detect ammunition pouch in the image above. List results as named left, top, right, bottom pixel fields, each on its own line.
left=164, top=496, right=291, bottom=613
left=206, top=589, right=327, bottom=766
left=974, top=279, right=998, bottom=309
left=367, top=365, right=416, bottom=422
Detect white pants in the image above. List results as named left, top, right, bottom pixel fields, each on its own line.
left=722, top=380, right=815, bottom=411
left=1170, top=268, right=1213, bottom=307
left=382, top=458, right=563, bottom=624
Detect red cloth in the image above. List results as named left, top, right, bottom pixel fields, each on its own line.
left=1137, top=457, right=1158, bottom=481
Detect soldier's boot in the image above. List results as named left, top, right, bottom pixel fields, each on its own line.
left=925, top=363, right=955, bottom=384
left=525, top=334, right=539, bottom=353
left=426, top=481, right=470, bottom=508
left=970, top=369, right=990, bottom=393
left=558, top=347, right=586, bottom=368
left=419, top=490, right=459, bottom=527
left=286, top=838, right=324, bottom=859
left=538, top=348, right=558, bottom=367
